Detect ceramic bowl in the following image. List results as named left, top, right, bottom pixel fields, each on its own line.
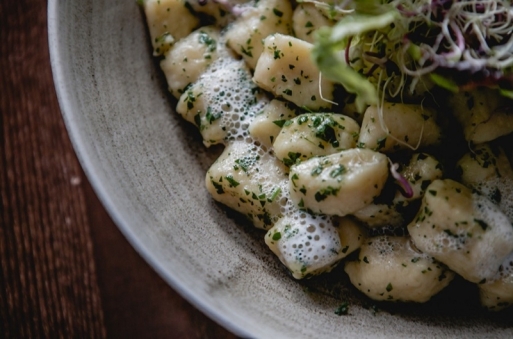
left=48, top=1, right=513, bottom=337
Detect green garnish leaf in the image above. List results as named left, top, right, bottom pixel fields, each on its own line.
left=312, top=10, right=399, bottom=111
left=429, top=73, right=459, bottom=93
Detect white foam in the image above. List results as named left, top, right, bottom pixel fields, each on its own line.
left=198, top=56, right=269, bottom=141
left=277, top=213, right=342, bottom=269
left=475, top=176, right=513, bottom=222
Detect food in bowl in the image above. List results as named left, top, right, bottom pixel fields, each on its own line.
left=140, top=0, right=513, bottom=311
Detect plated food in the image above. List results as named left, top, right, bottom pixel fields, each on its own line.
left=140, top=0, right=513, bottom=311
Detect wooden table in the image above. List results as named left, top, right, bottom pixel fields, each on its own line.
left=1, top=1, right=237, bottom=337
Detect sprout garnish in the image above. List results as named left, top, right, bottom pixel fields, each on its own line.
left=388, top=158, right=414, bottom=198
left=312, top=0, right=513, bottom=107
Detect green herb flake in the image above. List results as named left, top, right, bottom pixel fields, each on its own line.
left=205, top=107, right=222, bottom=124
left=334, top=302, right=349, bottom=316
left=272, top=232, right=282, bottom=241
left=269, top=187, right=282, bottom=202
left=474, top=218, right=489, bottom=231
left=198, top=32, right=217, bottom=52
left=193, top=113, right=201, bottom=128
left=241, top=46, right=253, bottom=57
left=235, top=156, right=258, bottom=173
left=330, top=165, right=346, bottom=178
left=291, top=173, right=299, bottom=187
left=225, top=175, right=240, bottom=187
left=311, top=165, right=324, bottom=176
left=273, top=8, right=283, bottom=17
left=273, top=119, right=287, bottom=128
left=298, top=198, right=305, bottom=208
left=386, top=283, right=393, bottom=292
left=211, top=179, right=224, bottom=194
left=283, top=152, right=301, bottom=167
left=376, top=137, right=387, bottom=150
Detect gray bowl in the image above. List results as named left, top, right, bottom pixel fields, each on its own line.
left=48, top=0, right=513, bottom=337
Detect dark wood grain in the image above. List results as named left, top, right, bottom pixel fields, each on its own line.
left=1, top=1, right=237, bottom=338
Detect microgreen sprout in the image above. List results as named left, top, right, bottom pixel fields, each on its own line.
left=388, top=158, right=414, bottom=198
left=299, top=0, right=356, bottom=20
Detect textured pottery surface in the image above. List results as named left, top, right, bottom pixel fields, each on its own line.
left=48, top=1, right=513, bottom=337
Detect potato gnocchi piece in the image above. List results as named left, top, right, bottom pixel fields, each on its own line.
left=478, top=253, right=513, bottom=311
left=225, top=0, right=293, bottom=69
left=345, top=236, right=455, bottom=302
left=407, top=179, right=513, bottom=283
left=458, top=143, right=513, bottom=221
left=265, top=214, right=365, bottom=279
left=253, top=34, right=334, bottom=110
left=176, top=57, right=268, bottom=147
left=289, top=148, right=389, bottom=216
left=206, top=141, right=288, bottom=230
left=358, top=102, right=441, bottom=152
left=449, top=88, right=513, bottom=143
left=161, top=26, right=224, bottom=98
left=292, top=3, right=334, bottom=43
left=273, top=113, right=360, bottom=166
left=470, top=109, right=513, bottom=144
left=248, top=99, right=298, bottom=148
left=142, top=0, right=199, bottom=55
left=354, top=153, right=444, bottom=228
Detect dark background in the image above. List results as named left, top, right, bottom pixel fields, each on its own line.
left=0, top=1, right=237, bottom=337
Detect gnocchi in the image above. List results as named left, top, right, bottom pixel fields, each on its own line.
left=292, top=3, right=334, bottom=44
left=457, top=143, right=513, bottom=221
left=449, top=88, right=513, bottom=143
left=344, top=236, right=455, bottom=302
left=407, top=179, right=513, bottom=283
left=265, top=215, right=365, bottom=279
left=358, top=102, right=441, bottom=152
left=142, top=0, right=199, bottom=55
left=224, top=0, right=293, bottom=69
left=161, top=26, right=224, bottom=98
left=272, top=113, right=359, bottom=164
left=288, top=148, right=389, bottom=216
left=253, top=34, right=335, bottom=110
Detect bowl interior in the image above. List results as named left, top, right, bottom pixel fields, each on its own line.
left=49, top=0, right=513, bottom=337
